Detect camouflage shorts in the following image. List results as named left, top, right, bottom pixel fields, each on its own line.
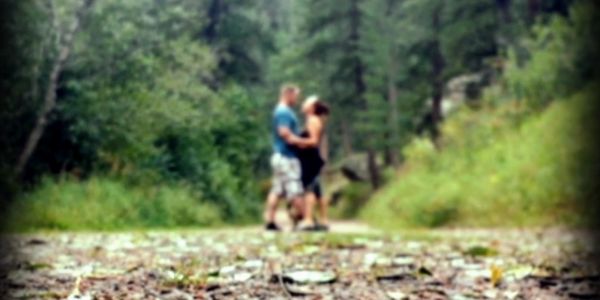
left=270, top=153, right=303, bottom=201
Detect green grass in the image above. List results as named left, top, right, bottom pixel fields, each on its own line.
left=361, top=89, right=597, bottom=228
left=4, top=176, right=222, bottom=231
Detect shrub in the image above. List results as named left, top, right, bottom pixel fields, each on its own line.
left=4, top=176, right=221, bottom=231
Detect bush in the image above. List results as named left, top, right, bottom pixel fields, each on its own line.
left=4, top=177, right=221, bottom=231
left=360, top=88, right=596, bottom=228
left=333, top=182, right=372, bottom=219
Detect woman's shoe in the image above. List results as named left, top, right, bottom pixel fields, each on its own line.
left=297, top=221, right=317, bottom=231
left=314, top=223, right=329, bottom=232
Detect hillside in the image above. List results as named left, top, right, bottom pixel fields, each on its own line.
left=361, top=89, right=596, bottom=228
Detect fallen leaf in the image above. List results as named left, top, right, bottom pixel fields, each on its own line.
left=387, top=291, right=408, bottom=299
left=465, top=246, right=498, bottom=257
left=283, top=270, right=337, bottom=284
left=231, top=272, right=253, bottom=283
left=418, top=266, right=433, bottom=276
left=505, top=265, right=533, bottom=280
left=490, top=265, right=503, bottom=286
left=393, top=256, right=415, bottom=267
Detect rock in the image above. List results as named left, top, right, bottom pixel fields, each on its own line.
left=446, top=73, right=487, bottom=104
left=340, top=154, right=370, bottom=182
left=419, top=72, right=490, bottom=124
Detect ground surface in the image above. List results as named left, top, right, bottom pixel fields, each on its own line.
left=1, top=221, right=598, bottom=299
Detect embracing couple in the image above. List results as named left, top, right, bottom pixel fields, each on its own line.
left=264, top=84, right=330, bottom=232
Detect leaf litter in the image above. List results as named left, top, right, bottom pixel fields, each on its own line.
left=0, top=228, right=598, bottom=299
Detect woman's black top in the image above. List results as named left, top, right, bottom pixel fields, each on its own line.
left=295, top=130, right=324, bottom=187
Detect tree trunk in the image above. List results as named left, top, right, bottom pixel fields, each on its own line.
left=430, top=2, right=445, bottom=144
left=527, top=0, right=540, bottom=24
left=350, top=0, right=380, bottom=189
left=340, top=120, right=353, bottom=156
left=15, top=0, right=96, bottom=176
left=386, top=55, right=400, bottom=167
left=367, top=149, right=381, bottom=189
left=496, top=0, right=512, bottom=23
left=203, top=0, right=222, bottom=43
left=383, top=0, right=400, bottom=167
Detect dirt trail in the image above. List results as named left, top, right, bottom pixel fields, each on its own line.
left=1, top=226, right=598, bottom=299
left=269, top=209, right=375, bottom=234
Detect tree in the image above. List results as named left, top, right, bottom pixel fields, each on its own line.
left=361, top=0, right=405, bottom=166
left=15, top=0, right=97, bottom=176
left=199, top=0, right=274, bottom=87
left=0, top=0, right=48, bottom=197
left=298, top=0, right=384, bottom=188
left=398, top=0, right=499, bottom=142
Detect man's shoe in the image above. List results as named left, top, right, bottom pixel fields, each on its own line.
left=265, top=222, right=281, bottom=231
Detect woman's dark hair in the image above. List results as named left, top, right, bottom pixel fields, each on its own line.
left=314, top=101, right=330, bottom=116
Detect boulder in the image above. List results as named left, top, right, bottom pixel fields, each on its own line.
left=339, top=153, right=370, bottom=182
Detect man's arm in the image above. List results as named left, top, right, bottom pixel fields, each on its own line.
left=275, top=110, right=295, bottom=141
left=278, top=126, right=294, bottom=140
left=284, top=116, right=321, bottom=148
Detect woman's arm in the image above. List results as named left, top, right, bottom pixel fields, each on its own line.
left=320, top=132, right=329, bottom=162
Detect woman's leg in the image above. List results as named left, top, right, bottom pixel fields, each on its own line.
left=313, top=181, right=329, bottom=228
left=318, top=196, right=329, bottom=225
left=299, top=191, right=317, bottom=229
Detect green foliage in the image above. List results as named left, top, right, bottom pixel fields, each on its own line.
left=360, top=1, right=599, bottom=229
left=361, top=88, right=595, bottom=228
left=505, top=1, right=600, bottom=107
left=1, top=0, right=593, bottom=231
left=4, top=0, right=271, bottom=224
left=4, top=176, right=221, bottom=231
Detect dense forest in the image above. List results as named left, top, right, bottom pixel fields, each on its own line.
left=1, top=0, right=598, bottom=230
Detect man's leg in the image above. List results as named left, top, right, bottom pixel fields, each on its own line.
left=287, top=194, right=304, bottom=226
left=283, top=155, right=305, bottom=228
left=264, top=191, right=280, bottom=224
left=265, top=154, right=284, bottom=230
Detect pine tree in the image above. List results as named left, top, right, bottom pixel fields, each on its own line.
left=300, top=0, right=385, bottom=187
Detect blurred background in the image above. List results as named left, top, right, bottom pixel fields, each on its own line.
left=1, top=0, right=598, bottom=231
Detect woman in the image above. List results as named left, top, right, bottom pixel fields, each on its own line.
left=287, top=95, right=330, bottom=231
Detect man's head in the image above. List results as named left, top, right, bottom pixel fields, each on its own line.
left=279, top=84, right=301, bottom=106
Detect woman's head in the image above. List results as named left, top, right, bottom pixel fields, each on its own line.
left=302, top=95, right=330, bottom=116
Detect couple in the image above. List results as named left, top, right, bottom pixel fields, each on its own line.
left=264, top=84, right=330, bottom=231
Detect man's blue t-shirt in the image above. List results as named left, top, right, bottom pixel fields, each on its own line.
left=272, top=104, right=299, bottom=157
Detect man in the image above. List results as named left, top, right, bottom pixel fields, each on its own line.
left=264, top=84, right=305, bottom=231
